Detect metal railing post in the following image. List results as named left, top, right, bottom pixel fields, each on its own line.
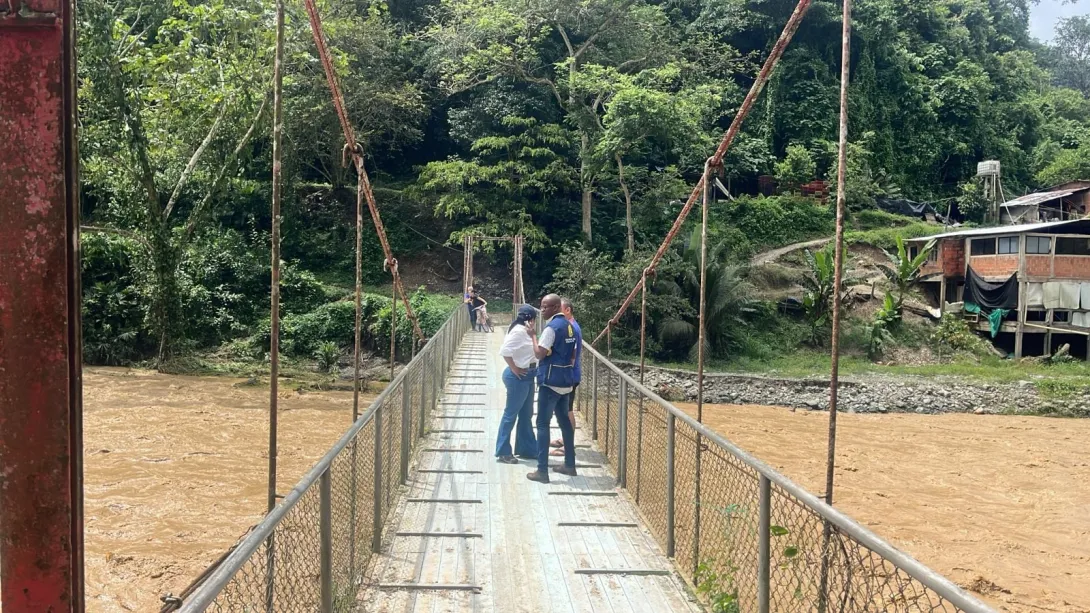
left=400, top=376, right=410, bottom=484
left=666, top=412, right=676, bottom=558
left=319, top=469, right=333, bottom=613
left=418, top=355, right=428, bottom=439
left=372, top=403, right=383, bottom=553
left=618, top=378, right=628, bottom=488
left=591, top=359, right=599, bottom=441
left=758, top=476, right=771, bottom=613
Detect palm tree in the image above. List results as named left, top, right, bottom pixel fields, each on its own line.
left=657, top=226, right=756, bottom=360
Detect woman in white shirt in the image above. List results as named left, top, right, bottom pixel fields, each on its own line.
left=495, top=305, right=540, bottom=463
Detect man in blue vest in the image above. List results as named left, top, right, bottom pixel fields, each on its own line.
left=549, top=298, right=581, bottom=457
left=527, top=294, right=579, bottom=483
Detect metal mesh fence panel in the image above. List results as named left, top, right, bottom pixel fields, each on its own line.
left=603, top=369, right=619, bottom=468
left=180, top=309, right=468, bottom=613
left=579, top=347, right=993, bottom=613
left=632, top=396, right=670, bottom=544
left=696, top=444, right=762, bottom=612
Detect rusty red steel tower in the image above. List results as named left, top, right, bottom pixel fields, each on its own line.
left=0, top=0, right=84, bottom=611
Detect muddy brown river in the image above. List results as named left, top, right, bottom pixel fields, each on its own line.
left=81, top=367, right=374, bottom=613
left=675, top=402, right=1090, bottom=613
left=3, top=369, right=1085, bottom=612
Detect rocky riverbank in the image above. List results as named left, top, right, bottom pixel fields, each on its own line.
left=614, top=362, right=1089, bottom=416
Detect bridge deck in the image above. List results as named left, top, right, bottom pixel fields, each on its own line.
left=359, top=330, right=701, bottom=613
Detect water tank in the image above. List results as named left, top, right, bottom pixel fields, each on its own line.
left=976, top=160, right=1001, bottom=176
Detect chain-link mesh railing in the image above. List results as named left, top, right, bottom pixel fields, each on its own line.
left=580, top=346, right=996, bottom=613
left=176, top=307, right=469, bottom=613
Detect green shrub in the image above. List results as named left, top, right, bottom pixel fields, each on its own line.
left=178, top=228, right=266, bottom=348
left=280, top=263, right=329, bottom=315
left=774, top=143, right=817, bottom=191
left=851, top=210, right=918, bottom=231
left=716, top=195, right=835, bottom=253
left=255, top=289, right=460, bottom=359
left=845, top=222, right=939, bottom=250
left=81, top=232, right=153, bottom=365
left=315, top=341, right=341, bottom=373
left=931, top=313, right=989, bottom=354
left=369, top=289, right=460, bottom=359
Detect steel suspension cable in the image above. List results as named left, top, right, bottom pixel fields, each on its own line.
left=591, top=0, right=814, bottom=345
left=301, top=0, right=425, bottom=343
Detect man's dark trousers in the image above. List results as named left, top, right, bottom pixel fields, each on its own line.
left=536, top=386, right=575, bottom=473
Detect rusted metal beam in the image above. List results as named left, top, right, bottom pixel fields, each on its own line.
left=0, top=1, right=84, bottom=611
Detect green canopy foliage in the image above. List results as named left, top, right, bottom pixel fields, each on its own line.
left=74, top=0, right=1090, bottom=367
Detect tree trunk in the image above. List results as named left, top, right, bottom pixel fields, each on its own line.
left=147, top=221, right=180, bottom=367
left=580, top=132, right=593, bottom=242
left=617, top=154, right=633, bottom=252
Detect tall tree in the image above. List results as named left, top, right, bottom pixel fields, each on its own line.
left=424, top=0, right=673, bottom=241
left=573, top=64, right=717, bottom=251
left=1052, top=15, right=1090, bottom=96
left=79, top=0, right=271, bottom=361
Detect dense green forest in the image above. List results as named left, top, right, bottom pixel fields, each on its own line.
left=76, top=0, right=1090, bottom=369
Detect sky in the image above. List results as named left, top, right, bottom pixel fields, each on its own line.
left=1030, top=0, right=1087, bottom=42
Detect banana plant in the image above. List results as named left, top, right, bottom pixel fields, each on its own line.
left=878, top=236, right=936, bottom=320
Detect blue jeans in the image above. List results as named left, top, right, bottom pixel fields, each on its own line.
left=496, top=367, right=537, bottom=457
left=536, top=386, right=575, bottom=473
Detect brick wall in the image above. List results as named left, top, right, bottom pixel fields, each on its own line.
left=1026, top=256, right=1051, bottom=278
left=969, top=254, right=1019, bottom=278
left=1052, top=256, right=1090, bottom=280
left=800, top=180, right=828, bottom=201
left=941, top=238, right=965, bottom=277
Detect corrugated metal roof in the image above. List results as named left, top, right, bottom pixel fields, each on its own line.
left=905, top=219, right=1090, bottom=242
left=999, top=189, right=1077, bottom=210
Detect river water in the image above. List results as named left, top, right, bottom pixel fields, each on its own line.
left=81, top=367, right=373, bottom=613
left=673, top=401, right=1090, bottom=613
left=4, top=371, right=1084, bottom=612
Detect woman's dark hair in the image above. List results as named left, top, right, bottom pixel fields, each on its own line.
left=508, top=305, right=537, bottom=333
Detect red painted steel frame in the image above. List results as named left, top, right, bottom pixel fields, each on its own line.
left=0, top=1, right=84, bottom=611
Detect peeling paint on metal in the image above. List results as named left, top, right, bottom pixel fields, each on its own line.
left=0, top=0, right=82, bottom=610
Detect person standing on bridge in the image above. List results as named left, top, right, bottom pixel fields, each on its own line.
left=550, top=298, right=581, bottom=458
left=464, top=286, right=476, bottom=327
left=495, top=305, right=540, bottom=464
left=527, top=294, right=579, bottom=484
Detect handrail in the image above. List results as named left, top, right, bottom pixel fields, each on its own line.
left=177, top=306, right=461, bottom=612
left=583, top=344, right=996, bottom=613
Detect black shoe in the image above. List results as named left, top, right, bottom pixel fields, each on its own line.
left=497, top=455, right=519, bottom=465
left=516, top=453, right=537, bottom=460
left=552, top=465, right=578, bottom=477
left=526, top=471, right=550, bottom=484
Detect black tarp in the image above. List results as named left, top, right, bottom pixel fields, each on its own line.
left=963, top=266, right=1018, bottom=310
left=877, top=197, right=939, bottom=220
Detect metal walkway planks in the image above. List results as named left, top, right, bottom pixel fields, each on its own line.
left=359, top=331, right=701, bottom=613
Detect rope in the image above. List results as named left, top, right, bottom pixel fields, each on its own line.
left=302, top=0, right=426, bottom=342
left=591, top=0, right=814, bottom=345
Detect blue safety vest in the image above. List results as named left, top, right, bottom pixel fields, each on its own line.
left=539, top=314, right=578, bottom=389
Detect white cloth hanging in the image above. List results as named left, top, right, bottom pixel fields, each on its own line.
left=1026, top=283, right=1045, bottom=308
left=1043, top=282, right=1061, bottom=310
left=1081, top=283, right=1090, bottom=310
left=1060, top=282, right=1081, bottom=310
